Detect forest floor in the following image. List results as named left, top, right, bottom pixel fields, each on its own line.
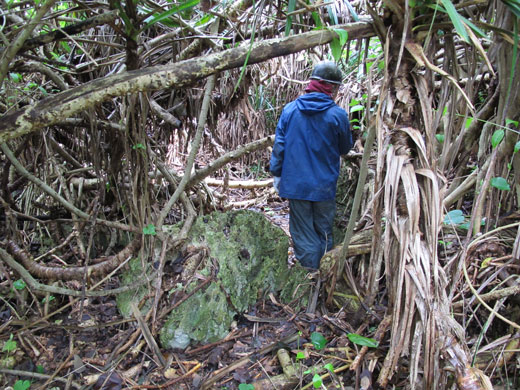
left=2, top=188, right=376, bottom=390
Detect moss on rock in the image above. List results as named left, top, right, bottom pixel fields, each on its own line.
left=116, top=257, right=152, bottom=317
left=159, top=209, right=308, bottom=349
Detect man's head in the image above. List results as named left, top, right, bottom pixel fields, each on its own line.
left=310, top=61, right=343, bottom=84
left=309, top=61, right=343, bottom=97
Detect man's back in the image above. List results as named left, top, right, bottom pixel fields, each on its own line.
left=270, top=92, right=352, bottom=201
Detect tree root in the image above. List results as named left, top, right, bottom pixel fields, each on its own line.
left=4, top=238, right=141, bottom=281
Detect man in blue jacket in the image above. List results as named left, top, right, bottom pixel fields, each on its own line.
left=270, top=61, right=353, bottom=270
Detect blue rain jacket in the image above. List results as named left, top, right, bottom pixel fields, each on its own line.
left=270, top=92, right=353, bottom=201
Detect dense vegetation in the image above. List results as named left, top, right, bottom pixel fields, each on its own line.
left=1, top=0, right=520, bottom=389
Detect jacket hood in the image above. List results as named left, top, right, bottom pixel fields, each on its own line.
left=295, top=92, right=335, bottom=114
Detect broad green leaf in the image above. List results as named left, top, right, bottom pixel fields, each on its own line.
left=296, top=351, right=306, bottom=361
left=347, top=333, right=379, bottom=348
left=334, top=29, right=349, bottom=46
left=465, top=117, right=474, bottom=129
left=490, top=177, right=511, bottom=191
left=439, top=0, right=470, bottom=43
left=436, top=134, right=445, bottom=143
left=350, top=104, right=364, bottom=113
left=310, top=332, right=327, bottom=350
left=238, top=384, right=255, bottom=390
left=312, top=374, right=323, bottom=388
left=13, top=279, right=26, bottom=290
left=330, top=38, right=342, bottom=61
left=143, top=224, right=157, bottom=235
left=2, top=334, right=17, bottom=352
left=13, top=380, right=31, bottom=390
left=506, top=118, right=519, bottom=127
left=443, top=209, right=465, bottom=225
left=491, top=129, right=505, bottom=148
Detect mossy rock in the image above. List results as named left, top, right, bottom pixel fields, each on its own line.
left=159, top=209, right=308, bottom=349
left=116, top=257, right=152, bottom=317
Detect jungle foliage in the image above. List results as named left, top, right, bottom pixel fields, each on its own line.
left=1, top=0, right=520, bottom=389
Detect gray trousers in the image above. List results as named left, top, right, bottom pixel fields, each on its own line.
left=289, top=199, right=335, bottom=269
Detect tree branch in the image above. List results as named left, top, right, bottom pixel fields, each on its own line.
left=0, top=21, right=375, bottom=141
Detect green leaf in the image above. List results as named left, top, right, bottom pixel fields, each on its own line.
left=490, top=177, right=511, bottom=191
left=439, top=0, right=470, bottom=43
left=143, top=224, right=157, bottom=235
left=2, top=334, right=17, bottom=353
left=347, top=333, right=379, bottom=348
left=132, top=143, right=145, bottom=150
left=142, top=0, right=200, bottom=31
left=310, top=332, right=327, bottom=350
left=330, top=38, right=342, bottom=61
left=13, top=279, right=26, bottom=290
left=324, top=363, right=335, bottom=372
left=514, top=141, right=520, bottom=154
left=350, top=104, right=364, bottom=113
left=9, top=72, right=22, bottom=82
left=501, top=0, right=520, bottom=18
left=436, top=134, right=445, bottom=143
left=506, top=118, right=519, bottom=127
left=195, top=13, right=214, bottom=27
left=238, top=384, right=255, bottom=390
left=312, top=374, right=323, bottom=388
left=334, top=29, right=349, bottom=46
left=36, top=365, right=45, bottom=374
left=296, top=351, right=306, bottom=361
left=444, top=209, right=465, bottom=225
left=285, top=0, right=296, bottom=36
left=311, top=11, right=322, bottom=28
left=465, top=117, right=473, bottom=129
left=491, top=129, right=505, bottom=148
left=42, top=295, right=55, bottom=303
left=481, top=257, right=493, bottom=269
left=13, top=380, right=31, bottom=390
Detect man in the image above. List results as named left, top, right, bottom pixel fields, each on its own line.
left=270, top=61, right=353, bottom=270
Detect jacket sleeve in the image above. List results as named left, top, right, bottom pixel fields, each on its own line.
left=269, top=111, right=287, bottom=177
left=338, top=111, right=353, bottom=156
